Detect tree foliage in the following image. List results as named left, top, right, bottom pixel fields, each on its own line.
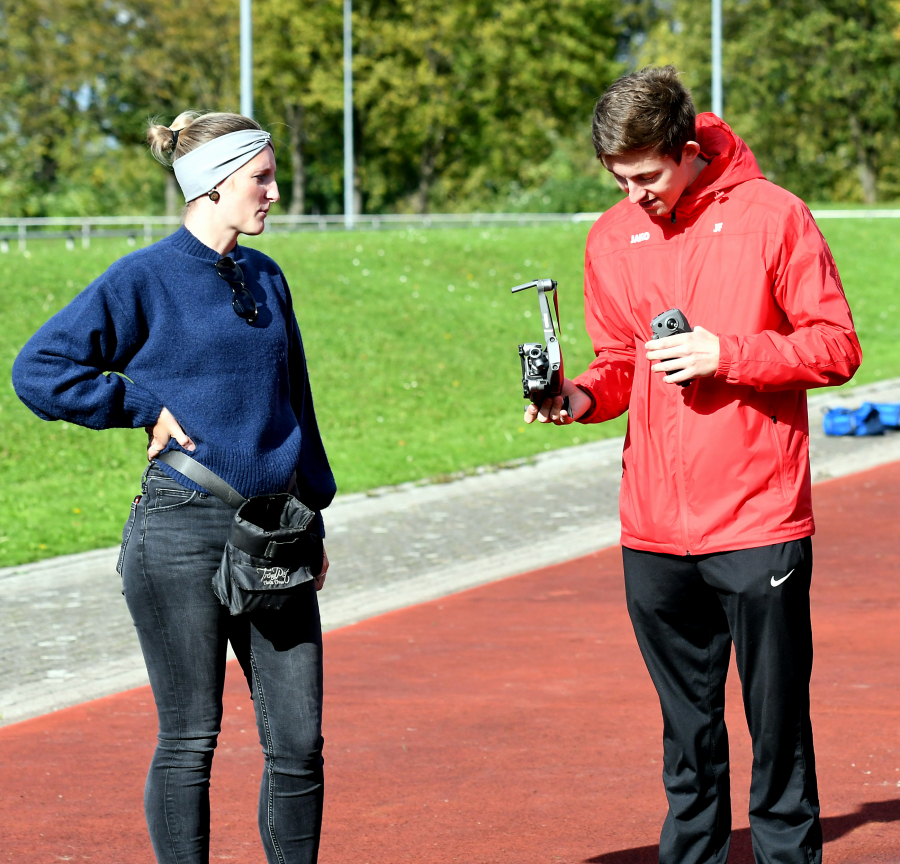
left=0, top=0, right=623, bottom=216
left=629, top=0, right=900, bottom=203
left=0, top=0, right=241, bottom=215
left=254, top=0, right=343, bottom=214
left=349, top=0, right=622, bottom=213
left=3, top=0, right=900, bottom=216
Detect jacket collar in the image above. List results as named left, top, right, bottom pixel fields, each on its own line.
left=667, top=113, right=765, bottom=221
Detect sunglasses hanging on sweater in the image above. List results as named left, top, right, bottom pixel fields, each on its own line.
left=215, top=257, right=258, bottom=324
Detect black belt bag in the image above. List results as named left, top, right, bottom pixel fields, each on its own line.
left=157, top=451, right=323, bottom=616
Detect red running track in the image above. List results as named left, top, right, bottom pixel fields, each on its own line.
left=2, top=462, right=900, bottom=863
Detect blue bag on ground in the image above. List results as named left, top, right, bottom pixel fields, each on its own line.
left=871, top=402, right=900, bottom=429
left=822, top=402, right=884, bottom=436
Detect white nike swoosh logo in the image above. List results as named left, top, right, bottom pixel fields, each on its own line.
left=771, top=569, right=795, bottom=587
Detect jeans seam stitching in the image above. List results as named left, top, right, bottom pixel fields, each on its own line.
left=137, top=499, right=183, bottom=860
left=146, top=490, right=198, bottom=514
left=250, top=644, right=286, bottom=864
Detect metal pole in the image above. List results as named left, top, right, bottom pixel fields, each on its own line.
left=240, top=0, right=253, bottom=119
left=711, top=0, right=723, bottom=118
left=343, top=0, right=354, bottom=229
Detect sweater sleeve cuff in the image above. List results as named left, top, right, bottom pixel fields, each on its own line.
left=715, top=335, right=738, bottom=383
left=122, top=382, right=165, bottom=428
left=313, top=511, right=326, bottom=539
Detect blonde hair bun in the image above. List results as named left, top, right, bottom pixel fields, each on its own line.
left=147, top=111, right=260, bottom=167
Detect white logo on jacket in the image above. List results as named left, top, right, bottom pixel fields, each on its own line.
left=630, top=232, right=650, bottom=244
left=713, top=223, right=723, bottom=233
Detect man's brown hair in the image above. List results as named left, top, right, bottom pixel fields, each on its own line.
left=591, top=66, right=696, bottom=164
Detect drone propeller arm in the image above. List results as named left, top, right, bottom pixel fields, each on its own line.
left=536, top=286, right=557, bottom=346
left=510, top=278, right=557, bottom=294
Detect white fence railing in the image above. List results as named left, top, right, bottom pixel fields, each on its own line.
left=1, top=209, right=899, bottom=252
left=0, top=212, right=606, bottom=252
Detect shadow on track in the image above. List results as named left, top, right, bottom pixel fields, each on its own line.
left=584, top=799, right=900, bottom=863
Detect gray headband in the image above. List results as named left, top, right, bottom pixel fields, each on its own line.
left=173, top=129, right=273, bottom=202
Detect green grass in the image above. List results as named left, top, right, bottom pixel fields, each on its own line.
left=807, top=202, right=900, bottom=210
left=2, top=218, right=898, bottom=567
left=817, top=220, right=900, bottom=384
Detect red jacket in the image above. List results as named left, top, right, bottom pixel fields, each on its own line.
left=574, top=114, right=861, bottom=555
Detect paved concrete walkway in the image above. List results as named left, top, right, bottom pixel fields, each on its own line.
left=3, top=378, right=900, bottom=726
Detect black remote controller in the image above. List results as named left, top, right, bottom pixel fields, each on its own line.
left=650, top=308, right=693, bottom=387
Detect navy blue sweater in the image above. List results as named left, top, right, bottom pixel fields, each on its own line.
left=12, top=226, right=336, bottom=528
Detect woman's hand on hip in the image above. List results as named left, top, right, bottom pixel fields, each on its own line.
left=315, top=548, right=329, bottom=591
left=147, top=407, right=195, bottom=461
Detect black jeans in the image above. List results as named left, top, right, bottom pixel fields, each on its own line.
left=622, top=539, right=821, bottom=864
left=119, top=465, right=324, bottom=864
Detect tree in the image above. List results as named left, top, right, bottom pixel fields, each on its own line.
left=97, top=0, right=241, bottom=213
left=254, top=0, right=343, bottom=215
left=352, top=0, right=622, bottom=213
left=0, top=0, right=241, bottom=216
left=0, top=1, right=123, bottom=216
left=349, top=0, right=475, bottom=213
left=459, top=0, right=622, bottom=211
left=629, top=0, right=900, bottom=203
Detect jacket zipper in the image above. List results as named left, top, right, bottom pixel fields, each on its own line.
left=672, top=212, right=690, bottom=554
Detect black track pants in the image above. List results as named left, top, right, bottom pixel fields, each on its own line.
left=622, top=539, right=821, bottom=864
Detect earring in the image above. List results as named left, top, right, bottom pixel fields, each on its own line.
left=208, top=189, right=220, bottom=202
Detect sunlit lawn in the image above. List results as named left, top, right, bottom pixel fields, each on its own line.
left=1, top=216, right=897, bottom=566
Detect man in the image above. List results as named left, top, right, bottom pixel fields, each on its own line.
left=526, top=66, right=861, bottom=864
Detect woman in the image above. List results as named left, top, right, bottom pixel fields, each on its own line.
left=12, top=112, right=335, bottom=864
